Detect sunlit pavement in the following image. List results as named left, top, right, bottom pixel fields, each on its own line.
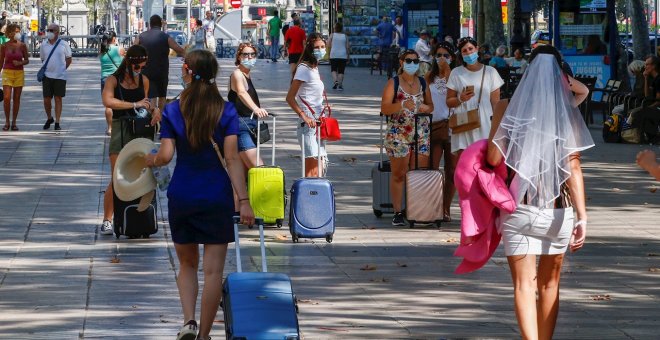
left=0, top=57, right=658, bottom=339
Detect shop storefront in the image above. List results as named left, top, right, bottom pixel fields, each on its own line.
left=339, top=0, right=457, bottom=66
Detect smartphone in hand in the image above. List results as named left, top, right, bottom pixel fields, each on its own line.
left=464, top=85, right=474, bottom=94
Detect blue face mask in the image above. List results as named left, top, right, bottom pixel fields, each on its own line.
left=463, top=52, right=479, bottom=65
left=403, top=62, right=419, bottom=75
left=241, top=58, right=256, bottom=69
left=313, top=49, right=326, bottom=60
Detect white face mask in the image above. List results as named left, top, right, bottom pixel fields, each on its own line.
left=46, top=32, right=55, bottom=40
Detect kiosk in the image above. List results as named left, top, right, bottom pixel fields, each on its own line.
left=550, top=0, right=617, bottom=99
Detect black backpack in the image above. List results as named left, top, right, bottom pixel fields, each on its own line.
left=282, top=23, right=290, bottom=37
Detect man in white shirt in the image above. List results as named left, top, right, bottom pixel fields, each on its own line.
left=39, top=23, right=72, bottom=131
left=414, top=30, right=431, bottom=75
left=202, top=11, right=216, bottom=54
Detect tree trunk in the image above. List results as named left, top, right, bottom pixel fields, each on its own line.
left=630, top=0, right=650, bottom=59
left=484, top=0, right=505, bottom=49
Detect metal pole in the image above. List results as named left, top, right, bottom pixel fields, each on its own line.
left=187, top=0, right=191, bottom=40
left=655, top=0, right=658, bottom=53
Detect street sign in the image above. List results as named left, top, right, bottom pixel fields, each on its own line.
left=30, top=20, right=38, bottom=32
left=230, top=0, right=241, bottom=9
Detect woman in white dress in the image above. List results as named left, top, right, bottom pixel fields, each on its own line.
left=446, top=36, right=503, bottom=160
left=486, top=45, right=592, bottom=340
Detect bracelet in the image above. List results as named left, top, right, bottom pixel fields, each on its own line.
left=574, top=220, right=587, bottom=228
left=133, top=102, right=136, bottom=109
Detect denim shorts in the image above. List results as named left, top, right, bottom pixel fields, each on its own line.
left=237, top=116, right=257, bottom=152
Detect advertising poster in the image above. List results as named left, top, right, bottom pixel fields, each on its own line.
left=564, top=55, right=610, bottom=101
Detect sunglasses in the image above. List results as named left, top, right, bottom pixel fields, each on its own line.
left=46, top=29, right=56, bottom=33
left=436, top=53, right=451, bottom=58
left=458, top=37, right=477, bottom=48
left=240, top=52, right=257, bottom=58
left=404, top=58, right=420, bottom=64
left=132, top=64, right=146, bottom=71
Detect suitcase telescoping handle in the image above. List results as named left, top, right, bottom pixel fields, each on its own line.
left=255, top=112, right=278, bottom=167
left=299, top=120, right=323, bottom=178
left=232, top=217, right=268, bottom=273
left=379, top=112, right=385, bottom=166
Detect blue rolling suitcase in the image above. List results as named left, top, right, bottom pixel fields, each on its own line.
left=289, top=128, right=336, bottom=243
left=223, top=218, right=300, bottom=340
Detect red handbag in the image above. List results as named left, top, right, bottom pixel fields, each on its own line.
left=299, top=92, right=341, bottom=141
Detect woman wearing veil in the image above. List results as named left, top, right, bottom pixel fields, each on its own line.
left=486, top=45, right=593, bottom=339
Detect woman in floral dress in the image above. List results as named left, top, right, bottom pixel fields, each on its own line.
left=380, top=49, right=434, bottom=226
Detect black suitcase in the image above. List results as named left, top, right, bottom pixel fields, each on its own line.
left=112, top=118, right=158, bottom=239
left=112, top=187, right=158, bottom=238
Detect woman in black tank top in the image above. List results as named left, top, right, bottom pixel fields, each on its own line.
left=99, top=45, right=161, bottom=236
left=228, top=43, right=269, bottom=170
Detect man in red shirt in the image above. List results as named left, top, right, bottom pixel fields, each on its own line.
left=284, top=19, right=306, bottom=73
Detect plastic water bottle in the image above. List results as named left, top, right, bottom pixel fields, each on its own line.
left=151, top=149, right=171, bottom=191
left=135, top=107, right=149, bottom=118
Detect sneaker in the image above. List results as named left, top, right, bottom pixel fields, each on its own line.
left=392, top=212, right=406, bottom=226
left=332, top=82, right=338, bottom=90
left=43, top=117, right=54, bottom=130
left=177, top=320, right=198, bottom=340
left=338, top=84, right=344, bottom=91
left=54, top=123, right=61, bottom=131
left=100, top=220, right=113, bottom=235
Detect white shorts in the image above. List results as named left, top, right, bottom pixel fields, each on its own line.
left=499, top=204, right=574, bottom=256
left=296, top=124, right=327, bottom=159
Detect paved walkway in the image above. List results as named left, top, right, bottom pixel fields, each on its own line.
left=0, top=57, right=658, bottom=339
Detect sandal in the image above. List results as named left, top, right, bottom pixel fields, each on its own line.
left=176, top=320, right=198, bottom=340
left=2, top=124, right=8, bottom=131
left=442, top=214, right=451, bottom=223
left=10, top=125, right=18, bottom=131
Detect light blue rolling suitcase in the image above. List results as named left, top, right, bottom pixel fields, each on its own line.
left=222, top=218, right=300, bottom=340
left=288, top=128, right=336, bottom=243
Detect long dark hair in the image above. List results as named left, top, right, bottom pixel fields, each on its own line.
left=179, top=49, right=224, bottom=152
left=295, top=32, right=325, bottom=73
left=99, top=31, right=117, bottom=55
left=112, top=44, right=148, bottom=85
left=427, top=41, right=455, bottom=83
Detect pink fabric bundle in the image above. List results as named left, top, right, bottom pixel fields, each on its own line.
left=453, top=139, right=516, bottom=274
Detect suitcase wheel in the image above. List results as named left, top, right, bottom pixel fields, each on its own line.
left=276, top=219, right=283, bottom=228
left=436, top=221, right=442, bottom=228
left=248, top=224, right=254, bottom=229
left=142, top=234, right=150, bottom=239
left=409, top=221, right=414, bottom=228
left=292, top=235, right=299, bottom=243
left=373, top=209, right=383, bottom=218
left=325, top=235, right=333, bottom=243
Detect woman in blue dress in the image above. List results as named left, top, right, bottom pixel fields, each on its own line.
left=145, top=49, right=255, bottom=340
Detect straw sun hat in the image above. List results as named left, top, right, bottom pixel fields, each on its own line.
left=113, top=138, right=157, bottom=211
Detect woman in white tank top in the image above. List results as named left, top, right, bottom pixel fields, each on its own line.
left=328, top=22, right=350, bottom=90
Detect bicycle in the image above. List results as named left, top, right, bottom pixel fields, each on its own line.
left=59, top=26, right=78, bottom=49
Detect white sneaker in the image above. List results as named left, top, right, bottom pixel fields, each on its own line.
left=100, top=220, right=113, bottom=235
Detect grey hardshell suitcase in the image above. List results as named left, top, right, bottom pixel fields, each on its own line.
left=371, top=113, right=405, bottom=217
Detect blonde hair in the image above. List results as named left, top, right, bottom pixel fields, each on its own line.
left=628, top=60, right=645, bottom=74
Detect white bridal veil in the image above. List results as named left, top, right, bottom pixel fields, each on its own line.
left=492, top=53, right=594, bottom=207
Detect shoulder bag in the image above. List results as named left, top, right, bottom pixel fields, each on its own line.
left=37, top=39, right=61, bottom=82
left=299, top=92, right=341, bottom=141
left=449, top=66, right=486, bottom=133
